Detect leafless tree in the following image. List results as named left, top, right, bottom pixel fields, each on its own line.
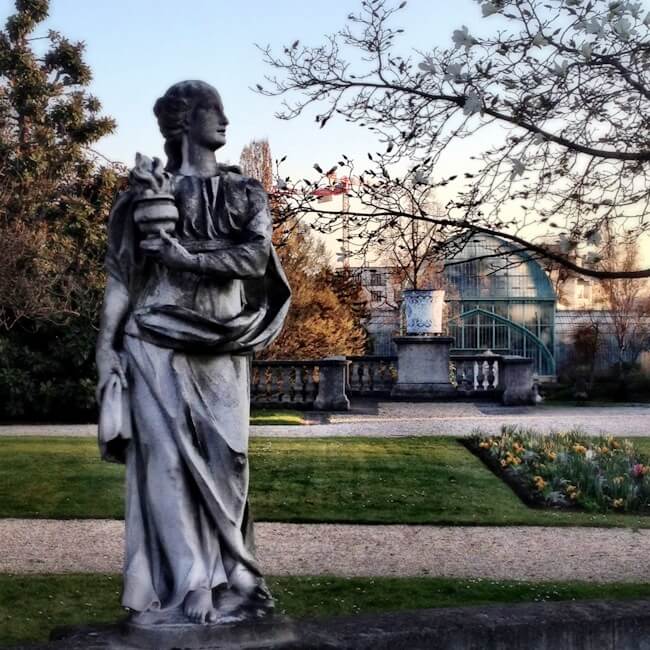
left=239, top=139, right=274, bottom=192
left=376, top=194, right=448, bottom=290
left=257, top=0, right=650, bottom=279
left=596, top=237, right=650, bottom=379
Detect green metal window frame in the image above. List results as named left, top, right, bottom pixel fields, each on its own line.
left=448, top=307, right=556, bottom=375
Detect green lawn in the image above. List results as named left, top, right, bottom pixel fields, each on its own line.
left=3, top=436, right=650, bottom=526
left=249, top=409, right=305, bottom=425
left=3, top=574, right=650, bottom=646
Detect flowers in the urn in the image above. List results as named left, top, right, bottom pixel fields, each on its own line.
left=128, top=153, right=178, bottom=240
left=129, top=153, right=173, bottom=197
left=469, top=426, right=650, bottom=514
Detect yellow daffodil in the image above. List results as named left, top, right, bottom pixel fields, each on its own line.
left=533, top=475, right=546, bottom=490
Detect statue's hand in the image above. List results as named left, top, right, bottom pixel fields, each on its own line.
left=142, top=230, right=197, bottom=272
left=96, top=347, right=127, bottom=403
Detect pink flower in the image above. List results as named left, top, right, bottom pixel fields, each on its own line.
left=632, top=463, right=646, bottom=478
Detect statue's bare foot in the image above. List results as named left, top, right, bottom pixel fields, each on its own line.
left=227, top=567, right=274, bottom=618
left=183, top=587, right=217, bottom=624
left=129, top=609, right=167, bottom=626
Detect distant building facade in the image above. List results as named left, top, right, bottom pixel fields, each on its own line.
left=351, top=234, right=557, bottom=378
left=351, top=235, right=650, bottom=381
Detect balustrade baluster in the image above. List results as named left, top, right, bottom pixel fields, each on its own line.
left=277, top=366, right=290, bottom=402
left=479, top=361, right=488, bottom=390
left=251, top=365, right=260, bottom=402
left=461, top=361, right=472, bottom=392
left=305, top=365, right=317, bottom=402
left=357, top=363, right=366, bottom=392
left=367, top=362, right=376, bottom=392
left=269, top=366, right=279, bottom=402
left=347, top=362, right=356, bottom=392
left=455, top=362, right=463, bottom=391
left=257, top=364, right=268, bottom=402
left=294, top=365, right=305, bottom=403
left=379, top=361, right=390, bottom=391
left=284, top=365, right=294, bottom=402
left=486, top=359, right=496, bottom=390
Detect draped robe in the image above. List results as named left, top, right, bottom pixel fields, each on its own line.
left=100, top=170, right=290, bottom=613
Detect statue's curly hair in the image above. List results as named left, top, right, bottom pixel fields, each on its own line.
left=153, top=80, right=221, bottom=172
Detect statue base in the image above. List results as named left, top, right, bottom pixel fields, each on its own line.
left=35, top=598, right=650, bottom=650
left=47, top=616, right=298, bottom=649
left=123, top=617, right=297, bottom=649
left=390, top=336, right=456, bottom=399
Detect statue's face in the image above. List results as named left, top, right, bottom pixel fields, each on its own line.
left=189, top=89, right=229, bottom=151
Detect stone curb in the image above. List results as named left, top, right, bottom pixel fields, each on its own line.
left=10, top=599, right=650, bottom=649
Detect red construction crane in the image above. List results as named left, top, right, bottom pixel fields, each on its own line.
left=272, top=171, right=354, bottom=269
left=312, top=172, right=352, bottom=269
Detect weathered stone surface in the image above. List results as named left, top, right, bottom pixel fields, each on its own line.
left=314, top=357, right=350, bottom=411
left=501, top=355, right=536, bottom=405
left=94, top=80, right=291, bottom=625
left=391, top=336, right=456, bottom=399
left=13, top=599, right=650, bottom=649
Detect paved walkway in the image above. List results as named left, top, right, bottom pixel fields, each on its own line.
left=1, top=519, right=649, bottom=583
left=3, top=403, right=650, bottom=438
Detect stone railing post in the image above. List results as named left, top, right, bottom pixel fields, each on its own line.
left=501, top=356, right=536, bottom=405
left=314, top=357, right=351, bottom=411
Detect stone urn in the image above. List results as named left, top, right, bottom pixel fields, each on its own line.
left=128, top=153, right=179, bottom=251
left=402, top=289, right=445, bottom=335
left=133, top=193, right=179, bottom=248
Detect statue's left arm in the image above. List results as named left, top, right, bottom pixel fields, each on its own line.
left=196, top=203, right=271, bottom=279
left=151, top=179, right=271, bottom=280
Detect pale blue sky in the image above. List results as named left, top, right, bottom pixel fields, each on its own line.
left=1, top=0, right=482, bottom=173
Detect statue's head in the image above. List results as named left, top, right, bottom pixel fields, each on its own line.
left=153, top=80, right=228, bottom=171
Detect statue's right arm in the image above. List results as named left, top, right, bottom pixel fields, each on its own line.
left=95, top=276, right=130, bottom=402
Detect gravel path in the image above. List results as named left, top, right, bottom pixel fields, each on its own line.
left=2, top=519, right=649, bottom=583
left=3, top=403, right=650, bottom=438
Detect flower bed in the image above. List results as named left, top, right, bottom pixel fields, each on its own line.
left=466, top=427, right=650, bottom=513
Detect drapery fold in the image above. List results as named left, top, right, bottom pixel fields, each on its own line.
left=121, top=336, right=257, bottom=612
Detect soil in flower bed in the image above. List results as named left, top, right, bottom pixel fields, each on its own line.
left=464, top=427, right=650, bottom=515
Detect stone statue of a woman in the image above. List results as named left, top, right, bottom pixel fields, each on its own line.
left=95, top=80, right=290, bottom=626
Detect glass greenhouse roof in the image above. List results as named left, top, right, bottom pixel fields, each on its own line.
left=444, top=234, right=556, bottom=301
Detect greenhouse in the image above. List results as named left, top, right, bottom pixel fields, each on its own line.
left=444, top=234, right=557, bottom=378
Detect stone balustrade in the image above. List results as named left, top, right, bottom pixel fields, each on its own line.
left=451, top=353, right=501, bottom=394
left=451, top=353, right=537, bottom=403
left=252, top=357, right=350, bottom=411
left=346, top=356, right=397, bottom=396
left=252, top=353, right=537, bottom=409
